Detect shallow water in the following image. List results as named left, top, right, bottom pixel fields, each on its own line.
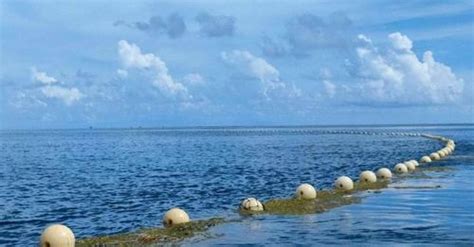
left=0, top=125, right=473, bottom=246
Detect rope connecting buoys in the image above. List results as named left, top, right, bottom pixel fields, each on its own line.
left=359, top=171, right=377, bottom=183
left=335, top=176, right=354, bottom=191
left=295, top=183, right=317, bottom=199
left=40, top=224, right=75, bottom=247
left=376, top=168, right=392, bottom=179
left=163, top=208, right=190, bottom=227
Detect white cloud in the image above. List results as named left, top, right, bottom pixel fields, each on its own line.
left=41, top=85, right=83, bottom=105
left=116, top=69, right=128, bottom=78
left=221, top=50, right=300, bottom=98
left=183, top=73, right=205, bottom=86
left=30, top=67, right=84, bottom=105
left=31, top=67, right=58, bottom=84
left=388, top=32, right=412, bottom=51
left=323, top=80, right=336, bottom=98
left=350, top=32, right=464, bottom=105
left=117, top=40, right=188, bottom=98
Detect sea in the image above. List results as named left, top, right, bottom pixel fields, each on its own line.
left=1, top=125, right=473, bottom=246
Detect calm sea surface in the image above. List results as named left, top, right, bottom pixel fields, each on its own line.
left=1, top=125, right=473, bottom=246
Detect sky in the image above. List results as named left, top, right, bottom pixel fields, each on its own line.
left=0, top=0, right=473, bottom=129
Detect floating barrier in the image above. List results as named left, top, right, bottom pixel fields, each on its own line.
left=43, top=131, right=457, bottom=245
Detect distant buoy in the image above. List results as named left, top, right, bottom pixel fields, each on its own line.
left=404, top=161, right=416, bottom=171
left=394, top=163, right=408, bottom=173
left=359, top=171, right=377, bottom=183
left=335, top=176, right=354, bottom=191
left=40, top=224, right=75, bottom=247
left=409, top=160, right=419, bottom=166
left=430, top=152, right=441, bottom=160
left=163, top=208, right=190, bottom=227
left=240, top=197, right=264, bottom=211
left=295, top=183, right=317, bottom=199
left=420, top=156, right=432, bottom=163
left=376, top=168, right=392, bottom=179
left=437, top=150, right=445, bottom=158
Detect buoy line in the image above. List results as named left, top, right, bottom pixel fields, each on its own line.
left=40, top=132, right=456, bottom=246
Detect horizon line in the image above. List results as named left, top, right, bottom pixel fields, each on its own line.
left=1, top=122, right=473, bottom=131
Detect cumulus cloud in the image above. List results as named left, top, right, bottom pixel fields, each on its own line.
left=114, top=13, right=186, bottom=38
left=30, top=68, right=83, bottom=105
left=31, top=67, right=58, bottom=84
left=348, top=32, right=464, bottom=105
left=41, top=86, right=83, bottom=105
left=195, top=12, right=235, bottom=37
left=221, top=50, right=300, bottom=98
left=117, top=40, right=189, bottom=98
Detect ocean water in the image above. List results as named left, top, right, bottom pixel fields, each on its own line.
left=0, top=125, right=473, bottom=246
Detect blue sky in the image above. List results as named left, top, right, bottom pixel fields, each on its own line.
left=0, top=0, right=473, bottom=129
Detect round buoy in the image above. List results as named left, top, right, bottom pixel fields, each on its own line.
left=240, top=198, right=264, bottom=211
left=437, top=150, right=445, bottom=158
left=295, top=183, right=317, bottom=199
left=163, top=208, right=190, bottom=227
left=420, top=156, right=432, bottom=163
left=376, top=168, right=392, bottom=179
left=404, top=161, right=416, bottom=171
left=335, top=176, right=354, bottom=191
left=409, top=160, right=419, bottom=166
left=394, top=163, right=408, bottom=173
left=40, top=224, right=75, bottom=247
left=359, top=171, right=377, bottom=183
left=430, top=152, right=441, bottom=160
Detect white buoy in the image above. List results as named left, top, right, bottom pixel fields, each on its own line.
left=376, top=168, right=392, bottom=179
left=40, top=224, right=75, bottom=247
left=430, top=152, right=441, bottom=160
left=335, top=176, right=354, bottom=191
left=394, top=163, right=408, bottom=173
left=404, top=161, right=416, bottom=171
left=409, top=160, right=419, bottom=166
left=163, top=208, right=190, bottom=227
left=359, top=171, right=377, bottom=183
left=420, top=156, right=432, bottom=163
left=295, top=183, right=317, bottom=199
left=240, top=197, right=264, bottom=211
left=437, top=150, right=445, bottom=158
